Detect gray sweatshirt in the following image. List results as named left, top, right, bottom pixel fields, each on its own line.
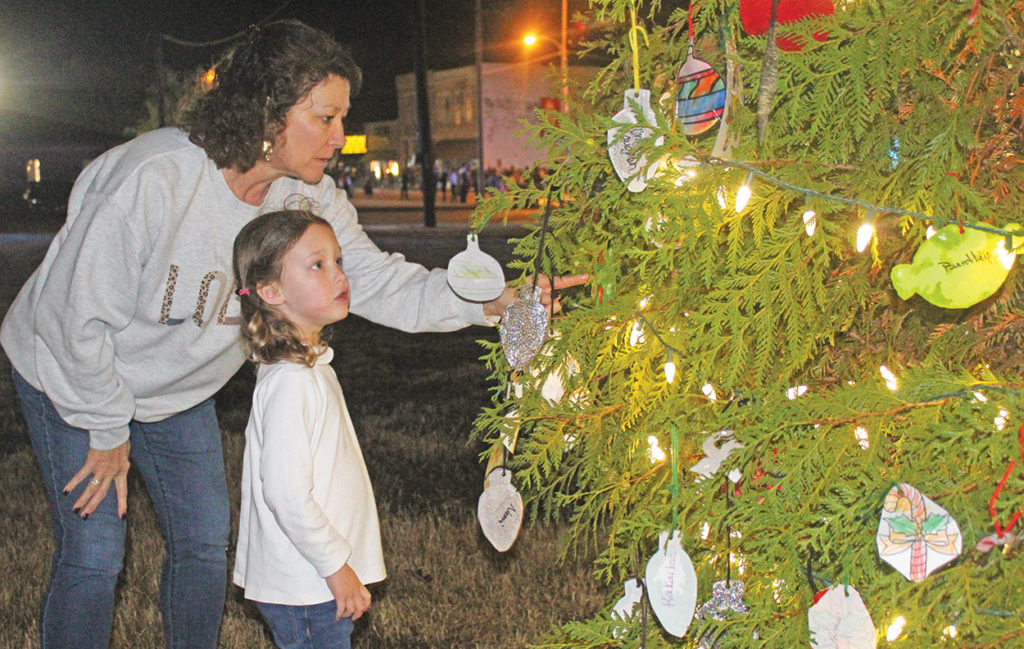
left=1, top=128, right=489, bottom=450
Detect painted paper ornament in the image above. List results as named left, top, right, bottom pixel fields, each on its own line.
left=690, top=430, right=744, bottom=482
left=675, top=42, right=726, bottom=135
left=876, top=483, right=962, bottom=582
left=477, top=467, right=523, bottom=552
left=500, top=285, right=549, bottom=371
left=891, top=224, right=1019, bottom=309
left=607, top=89, right=664, bottom=192
left=446, top=234, right=506, bottom=302
left=645, top=530, right=698, bottom=637
left=695, top=580, right=748, bottom=649
left=611, top=578, right=645, bottom=638
left=740, top=0, right=835, bottom=52
left=807, top=585, right=877, bottom=649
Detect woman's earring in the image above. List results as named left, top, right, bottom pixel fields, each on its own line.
left=262, top=140, right=274, bottom=162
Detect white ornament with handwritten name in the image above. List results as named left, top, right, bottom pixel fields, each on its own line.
left=477, top=468, right=523, bottom=552
left=645, top=530, right=698, bottom=637
left=607, top=89, right=664, bottom=192
left=690, top=429, right=743, bottom=482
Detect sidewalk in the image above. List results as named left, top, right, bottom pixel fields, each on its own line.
left=349, top=188, right=537, bottom=228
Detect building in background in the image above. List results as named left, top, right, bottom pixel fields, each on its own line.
left=363, top=60, right=598, bottom=183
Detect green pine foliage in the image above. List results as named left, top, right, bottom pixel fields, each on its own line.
left=471, top=1, right=1024, bottom=647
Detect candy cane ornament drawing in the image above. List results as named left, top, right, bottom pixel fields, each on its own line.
left=607, top=89, right=664, bottom=192
left=876, top=483, right=962, bottom=582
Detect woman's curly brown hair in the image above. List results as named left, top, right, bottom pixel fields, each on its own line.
left=180, top=20, right=362, bottom=172
left=233, top=208, right=334, bottom=367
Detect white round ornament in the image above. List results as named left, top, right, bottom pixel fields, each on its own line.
left=446, top=234, right=506, bottom=302
left=477, top=467, right=523, bottom=552
left=807, top=585, right=877, bottom=649
left=607, top=89, right=665, bottom=192
left=645, top=530, right=698, bottom=637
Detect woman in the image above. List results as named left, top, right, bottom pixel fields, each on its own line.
left=3, top=20, right=583, bottom=649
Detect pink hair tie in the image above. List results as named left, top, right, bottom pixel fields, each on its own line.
left=237, top=288, right=250, bottom=296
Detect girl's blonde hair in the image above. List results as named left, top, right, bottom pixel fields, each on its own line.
left=233, top=209, right=334, bottom=367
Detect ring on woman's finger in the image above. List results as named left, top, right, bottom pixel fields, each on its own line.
left=89, top=478, right=101, bottom=486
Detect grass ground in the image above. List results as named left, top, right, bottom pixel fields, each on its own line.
left=0, top=233, right=605, bottom=648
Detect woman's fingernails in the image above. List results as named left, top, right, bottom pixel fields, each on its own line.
left=120, top=512, right=127, bottom=521
left=73, top=506, right=81, bottom=514
left=62, top=488, right=70, bottom=496
left=80, top=513, right=89, bottom=521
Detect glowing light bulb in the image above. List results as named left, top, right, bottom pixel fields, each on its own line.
left=787, top=385, right=808, bottom=400
left=973, top=391, right=988, bottom=403
left=854, top=426, right=870, bottom=449
left=802, top=206, right=817, bottom=237
left=629, top=320, right=646, bottom=346
left=664, top=355, right=677, bottom=384
left=734, top=172, right=754, bottom=213
left=886, top=616, right=907, bottom=642
left=700, top=521, right=710, bottom=540
left=995, top=239, right=1016, bottom=270
left=879, top=365, right=898, bottom=390
left=995, top=408, right=1009, bottom=431
left=856, top=222, right=875, bottom=252
left=943, top=625, right=957, bottom=638
left=716, top=186, right=728, bottom=209
left=925, top=225, right=936, bottom=239
left=647, top=435, right=666, bottom=463
left=702, top=382, right=717, bottom=401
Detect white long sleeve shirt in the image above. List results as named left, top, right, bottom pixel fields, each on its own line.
left=233, top=348, right=384, bottom=605
left=1, top=128, right=489, bottom=449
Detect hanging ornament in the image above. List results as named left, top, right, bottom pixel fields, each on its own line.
left=675, top=43, right=726, bottom=136
left=891, top=224, right=1020, bottom=309
left=446, top=233, right=506, bottom=302
left=611, top=578, right=645, bottom=638
left=807, top=585, right=877, bottom=649
left=645, top=530, right=698, bottom=637
left=694, top=580, right=748, bottom=649
left=876, top=483, right=962, bottom=582
left=607, top=89, right=664, bottom=192
left=690, top=430, right=744, bottom=482
left=477, top=467, right=524, bottom=552
left=500, top=284, right=549, bottom=371
left=740, top=0, right=836, bottom=52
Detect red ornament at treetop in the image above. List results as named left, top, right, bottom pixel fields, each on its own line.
left=740, top=0, right=835, bottom=52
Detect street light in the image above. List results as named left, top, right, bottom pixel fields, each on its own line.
left=522, top=32, right=568, bottom=111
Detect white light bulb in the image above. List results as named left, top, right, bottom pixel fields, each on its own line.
left=629, top=320, right=646, bottom=346
left=787, top=385, right=808, bottom=400
left=943, top=625, right=957, bottom=638
left=702, top=382, right=717, bottom=401
left=886, top=616, right=907, bottom=642
left=647, top=435, right=666, bottom=463
left=996, top=239, right=1016, bottom=270
left=716, top=186, right=728, bottom=209
left=879, top=365, right=898, bottom=390
left=802, top=207, right=817, bottom=236
left=856, top=222, right=875, bottom=252
left=854, top=426, right=870, bottom=449
left=734, top=182, right=752, bottom=213
left=925, top=225, right=937, bottom=239
left=664, top=359, right=677, bottom=384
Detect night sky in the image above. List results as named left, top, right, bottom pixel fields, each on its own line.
left=1, top=0, right=586, bottom=140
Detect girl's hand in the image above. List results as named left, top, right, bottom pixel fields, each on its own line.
left=483, top=274, right=589, bottom=318
left=65, top=441, right=131, bottom=520
left=326, top=564, right=372, bottom=620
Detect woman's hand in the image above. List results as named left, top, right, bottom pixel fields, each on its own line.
left=483, top=274, right=589, bottom=319
left=326, top=564, right=372, bottom=620
left=65, top=441, right=131, bottom=520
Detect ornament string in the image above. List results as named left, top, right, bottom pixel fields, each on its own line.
left=988, top=421, right=1024, bottom=538
left=670, top=422, right=680, bottom=532
left=708, top=158, right=1021, bottom=244
left=724, top=475, right=732, bottom=587
left=627, top=1, right=648, bottom=91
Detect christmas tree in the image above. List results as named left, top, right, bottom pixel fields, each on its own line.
left=471, top=0, right=1024, bottom=647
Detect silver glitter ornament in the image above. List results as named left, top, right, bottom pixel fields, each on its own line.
left=695, top=580, right=748, bottom=649
left=500, top=285, right=549, bottom=371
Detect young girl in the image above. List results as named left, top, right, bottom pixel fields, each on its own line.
left=231, top=209, right=381, bottom=649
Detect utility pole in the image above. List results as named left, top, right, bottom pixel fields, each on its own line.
left=414, top=0, right=436, bottom=227
left=560, top=0, right=568, bottom=111
left=474, top=0, right=485, bottom=199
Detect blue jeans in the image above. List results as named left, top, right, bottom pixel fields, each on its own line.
left=13, top=370, right=231, bottom=649
left=256, top=600, right=354, bottom=649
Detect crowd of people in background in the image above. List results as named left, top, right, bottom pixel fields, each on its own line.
left=329, top=160, right=549, bottom=202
